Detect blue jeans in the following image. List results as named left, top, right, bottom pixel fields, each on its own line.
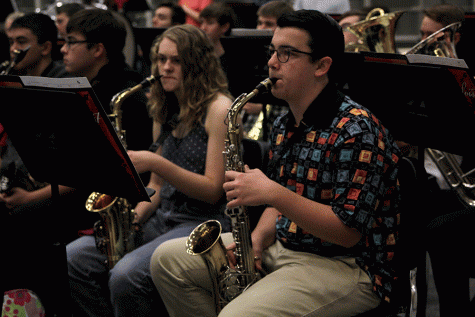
left=67, top=212, right=202, bottom=317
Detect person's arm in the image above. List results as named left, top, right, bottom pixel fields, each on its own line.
left=180, top=4, right=200, bottom=23
left=0, top=184, right=75, bottom=209
left=133, top=170, right=163, bottom=225
left=128, top=93, right=232, bottom=204
left=224, top=166, right=362, bottom=248
left=131, top=120, right=163, bottom=225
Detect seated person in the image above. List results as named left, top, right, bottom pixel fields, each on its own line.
left=5, top=13, right=69, bottom=77
left=199, top=2, right=236, bottom=67
left=242, top=0, right=293, bottom=140
left=60, top=8, right=152, bottom=152
left=67, top=24, right=234, bottom=317
left=416, top=5, right=472, bottom=317
left=55, top=2, right=85, bottom=40
left=0, top=13, right=88, bottom=245
left=150, top=10, right=402, bottom=317
left=256, top=0, right=293, bottom=31
left=152, top=1, right=186, bottom=28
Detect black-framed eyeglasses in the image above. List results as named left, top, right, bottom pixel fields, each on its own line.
left=63, top=39, right=88, bottom=49
left=266, top=45, right=313, bottom=63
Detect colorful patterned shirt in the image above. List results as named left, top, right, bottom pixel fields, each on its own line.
left=267, top=84, right=401, bottom=303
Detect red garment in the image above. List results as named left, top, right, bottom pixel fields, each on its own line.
left=178, top=0, right=213, bottom=27
left=0, top=123, right=7, bottom=148
left=114, top=0, right=129, bottom=10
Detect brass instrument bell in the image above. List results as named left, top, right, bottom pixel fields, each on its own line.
left=344, top=8, right=405, bottom=53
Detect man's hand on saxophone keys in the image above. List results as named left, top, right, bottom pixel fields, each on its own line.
left=224, top=165, right=276, bottom=208
left=225, top=240, right=264, bottom=272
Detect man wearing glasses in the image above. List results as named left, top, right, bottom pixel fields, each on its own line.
left=61, top=8, right=152, bottom=151
left=151, top=10, right=402, bottom=317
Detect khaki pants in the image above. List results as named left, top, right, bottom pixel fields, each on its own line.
left=151, top=233, right=380, bottom=317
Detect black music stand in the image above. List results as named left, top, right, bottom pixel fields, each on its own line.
left=340, top=51, right=475, bottom=156
left=0, top=75, right=151, bottom=316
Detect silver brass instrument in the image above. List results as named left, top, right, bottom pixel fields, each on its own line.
left=86, top=75, right=157, bottom=269
left=344, top=8, right=405, bottom=53
left=425, top=149, right=475, bottom=207
left=0, top=46, right=30, bottom=75
left=186, top=78, right=275, bottom=312
left=405, top=22, right=462, bottom=58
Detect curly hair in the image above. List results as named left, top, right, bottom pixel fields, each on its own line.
left=149, top=24, right=231, bottom=133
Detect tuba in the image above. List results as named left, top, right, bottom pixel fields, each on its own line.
left=406, top=22, right=475, bottom=207
left=186, top=78, right=275, bottom=312
left=85, top=75, right=157, bottom=269
left=344, top=8, right=405, bottom=53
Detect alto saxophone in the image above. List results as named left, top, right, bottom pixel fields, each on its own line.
left=85, top=75, right=157, bottom=269
left=186, top=78, right=275, bottom=312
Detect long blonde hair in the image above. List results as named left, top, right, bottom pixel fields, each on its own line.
left=149, top=24, right=231, bottom=135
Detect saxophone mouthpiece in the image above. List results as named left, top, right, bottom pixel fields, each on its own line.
left=269, top=78, right=278, bottom=84
left=255, top=78, right=275, bottom=94
left=140, top=75, right=162, bottom=89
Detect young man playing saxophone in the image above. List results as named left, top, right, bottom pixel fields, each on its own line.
left=151, top=10, right=402, bottom=316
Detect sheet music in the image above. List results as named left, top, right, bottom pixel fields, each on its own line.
left=19, top=76, right=91, bottom=89
left=405, top=54, right=468, bottom=69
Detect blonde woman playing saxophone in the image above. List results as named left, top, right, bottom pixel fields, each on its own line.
left=67, top=24, right=233, bottom=317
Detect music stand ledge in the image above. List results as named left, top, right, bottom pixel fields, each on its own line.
left=0, top=75, right=151, bottom=316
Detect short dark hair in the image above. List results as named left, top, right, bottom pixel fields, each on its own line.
left=10, top=13, right=58, bottom=46
left=56, top=3, right=85, bottom=17
left=278, top=10, right=344, bottom=63
left=199, top=2, right=236, bottom=35
left=423, top=4, right=465, bottom=27
left=67, top=9, right=126, bottom=62
left=257, top=0, right=293, bottom=19
left=157, top=1, right=186, bottom=25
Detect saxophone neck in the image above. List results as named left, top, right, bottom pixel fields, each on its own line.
left=226, top=78, right=275, bottom=128
left=110, top=75, right=158, bottom=112
left=109, top=75, right=159, bottom=148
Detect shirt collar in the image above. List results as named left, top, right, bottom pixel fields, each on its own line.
left=286, top=83, right=345, bottom=130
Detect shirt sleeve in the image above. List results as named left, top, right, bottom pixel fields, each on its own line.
left=330, top=117, right=400, bottom=236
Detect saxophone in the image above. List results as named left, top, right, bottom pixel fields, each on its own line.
left=85, top=75, right=157, bottom=269
left=186, top=78, right=275, bottom=312
left=0, top=46, right=30, bottom=75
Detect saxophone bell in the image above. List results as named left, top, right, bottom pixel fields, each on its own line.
left=86, top=192, right=135, bottom=269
